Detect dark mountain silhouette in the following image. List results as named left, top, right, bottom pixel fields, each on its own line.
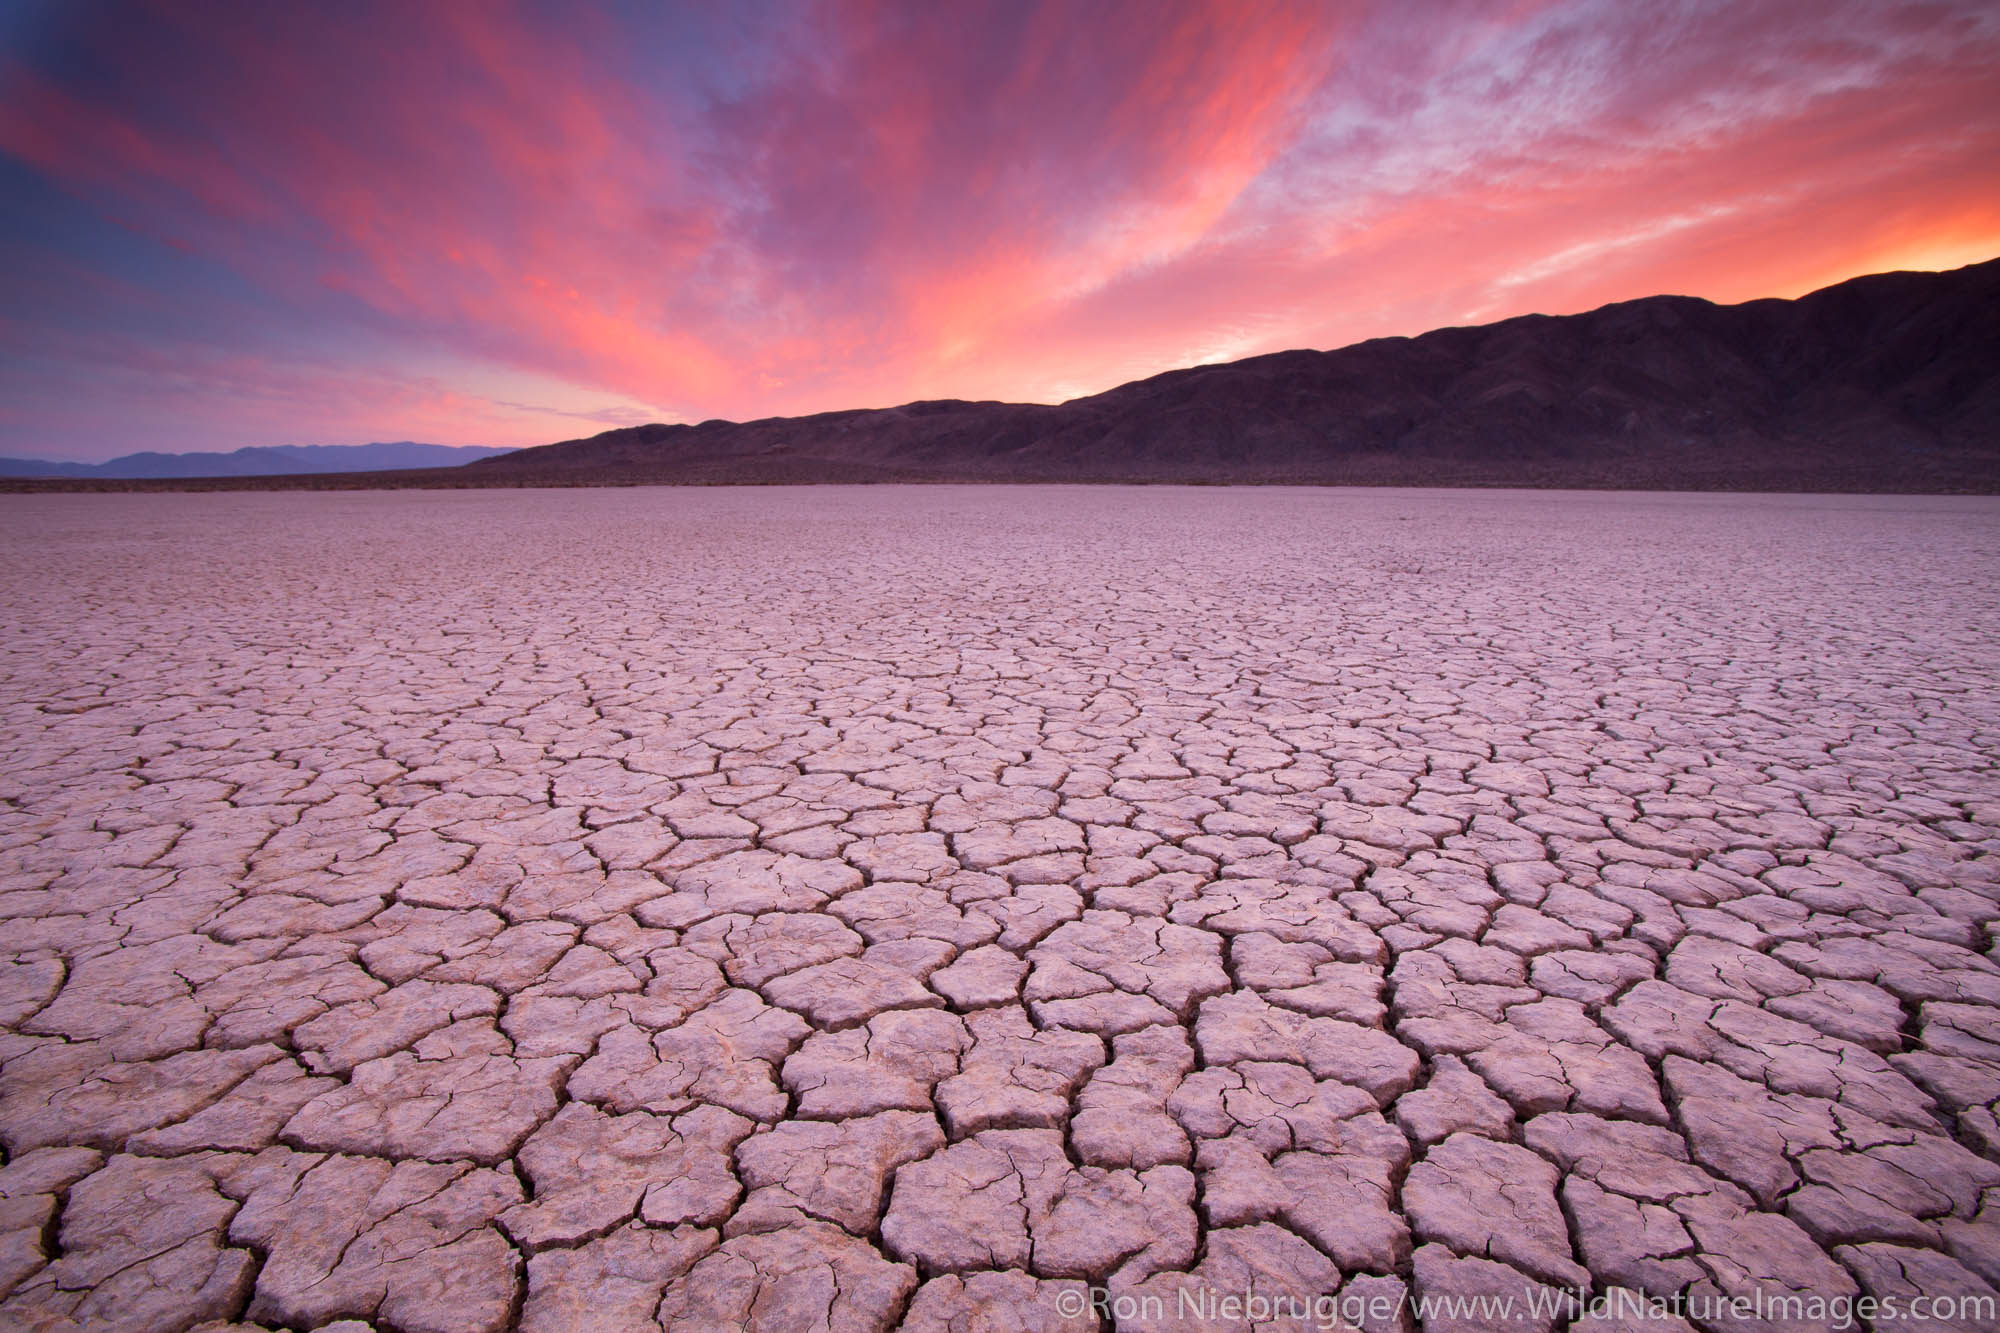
left=6, top=258, right=1996, bottom=492
left=0, top=442, right=514, bottom=479
left=0, top=457, right=99, bottom=479
left=466, top=257, right=2000, bottom=491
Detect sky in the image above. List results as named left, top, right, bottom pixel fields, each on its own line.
left=0, top=0, right=1996, bottom=462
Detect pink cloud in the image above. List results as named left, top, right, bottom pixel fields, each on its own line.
left=0, top=0, right=1993, bottom=458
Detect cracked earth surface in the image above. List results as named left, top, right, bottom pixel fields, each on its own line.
left=0, top=485, right=1997, bottom=1333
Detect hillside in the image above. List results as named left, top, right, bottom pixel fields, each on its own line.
left=468, top=258, right=2000, bottom=492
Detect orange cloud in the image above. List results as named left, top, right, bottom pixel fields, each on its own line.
left=0, top=0, right=1993, bottom=458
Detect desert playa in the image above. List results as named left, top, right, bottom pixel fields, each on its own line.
left=1, top=486, right=1997, bottom=1330
left=5, top=0, right=2000, bottom=1327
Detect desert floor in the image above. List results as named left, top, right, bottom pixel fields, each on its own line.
left=1, top=485, right=1997, bottom=1333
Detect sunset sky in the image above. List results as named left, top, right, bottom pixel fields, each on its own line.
left=1, top=0, right=1996, bottom=462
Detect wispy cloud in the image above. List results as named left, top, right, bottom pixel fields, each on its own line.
left=0, top=0, right=1994, bottom=459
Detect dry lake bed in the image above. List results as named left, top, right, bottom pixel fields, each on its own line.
left=1, top=485, right=1998, bottom=1333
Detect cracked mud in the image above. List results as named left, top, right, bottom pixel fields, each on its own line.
left=1, top=485, right=1997, bottom=1332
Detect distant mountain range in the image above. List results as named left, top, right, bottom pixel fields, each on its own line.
left=6, top=258, right=1995, bottom=492
left=469, top=257, right=1998, bottom=492
left=0, top=442, right=515, bottom=479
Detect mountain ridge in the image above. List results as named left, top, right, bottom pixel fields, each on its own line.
left=0, top=442, right=515, bottom=479
left=465, top=257, right=1998, bottom=491
left=7, top=258, right=1996, bottom=492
